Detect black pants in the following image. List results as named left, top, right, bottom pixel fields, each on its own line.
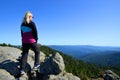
left=21, top=42, right=40, bottom=70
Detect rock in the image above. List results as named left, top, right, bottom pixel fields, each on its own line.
left=39, top=52, right=80, bottom=80
left=104, top=70, right=120, bottom=80
left=39, top=52, right=65, bottom=75
left=43, top=72, right=80, bottom=80
left=0, top=46, right=21, bottom=62
left=64, top=73, right=80, bottom=80
left=0, top=69, right=15, bottom=80
left=19, top=73, right=28, bottom=80
left=39, top=51, right=46, bottom=63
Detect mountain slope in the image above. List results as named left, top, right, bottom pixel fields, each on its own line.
left=81, top=51, right=120, bottom=66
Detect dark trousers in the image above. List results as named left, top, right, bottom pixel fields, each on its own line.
left=21, top=42, right=40, bottom=70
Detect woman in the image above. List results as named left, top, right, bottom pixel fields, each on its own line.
left=20, top=11, right=40, bottom=75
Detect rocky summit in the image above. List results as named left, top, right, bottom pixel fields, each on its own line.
left=0, top=46, right=80, bottom=80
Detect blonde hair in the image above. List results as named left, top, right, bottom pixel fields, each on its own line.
left=22, top=11, right=33, bottom=24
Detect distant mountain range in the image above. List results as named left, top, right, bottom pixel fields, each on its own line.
left=49, top=45, right=120, bottom=66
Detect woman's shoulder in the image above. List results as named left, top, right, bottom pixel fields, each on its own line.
left=29, top=21, right=36, bottom=27
left=21, top=22, right=26, bottom=26
left=21, top=21, right=35, bottom=27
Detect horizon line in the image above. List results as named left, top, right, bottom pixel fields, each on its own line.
left=1, top=43, right=120, bottom=47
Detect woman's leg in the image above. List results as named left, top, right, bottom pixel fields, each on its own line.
left=21, top=43, right=29, bottom=71
left=31, top=42, right=40, bottom=66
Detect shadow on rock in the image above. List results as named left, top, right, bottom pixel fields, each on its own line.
left=0, top=59, right=31, bottom=78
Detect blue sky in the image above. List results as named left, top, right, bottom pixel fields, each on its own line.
left=0, top=0, right=120, bottom=46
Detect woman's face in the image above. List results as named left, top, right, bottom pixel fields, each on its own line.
left=29, top=16, right=33, bottom=21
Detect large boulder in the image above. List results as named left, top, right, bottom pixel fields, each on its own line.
left=40, top=52, right=65, bottom=75
left=39, top=52, right=80, bottom=80
left=104, top=70, right=120, bottom=80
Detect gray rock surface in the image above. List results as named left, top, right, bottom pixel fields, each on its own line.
left=47, top=72, right=80, bottom=80
left=0, top=46, right=21, bottom=62
left=0, top=69, right=15, bottom=80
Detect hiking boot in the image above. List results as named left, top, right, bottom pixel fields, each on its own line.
left=33, top=65, right=40, bottom=69
left=20, top=70, right=25, bottom=75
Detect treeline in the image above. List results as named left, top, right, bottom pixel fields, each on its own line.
left=0, top=43, right=21, bottom=49
left=0, top=43, right=11, bottom=46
